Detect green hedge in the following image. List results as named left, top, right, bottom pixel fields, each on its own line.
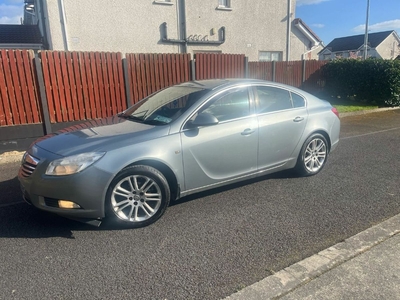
left=322, top=59, right=400, bottom=106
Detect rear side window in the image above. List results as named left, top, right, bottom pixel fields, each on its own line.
left=291, top=93, right=305, bottom=108
left=255, top=86, right=292, bottom=113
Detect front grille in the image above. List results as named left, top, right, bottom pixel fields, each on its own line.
left=20, top=153, right=40, bottom=177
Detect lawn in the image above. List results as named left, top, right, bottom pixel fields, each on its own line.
left=329, top=99, right=378, bottom=113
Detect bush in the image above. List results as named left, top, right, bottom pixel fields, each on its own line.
left=322, top=59, right=400, bottom=106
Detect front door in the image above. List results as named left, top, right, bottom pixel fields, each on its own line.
left=180, top=86, right=258, bottom=192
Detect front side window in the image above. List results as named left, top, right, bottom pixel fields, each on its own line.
left=198, top=87, right=250, bottom=122
left=259, top=51, right=282, bottom=62
left=255, top=86, right=292, bottom=113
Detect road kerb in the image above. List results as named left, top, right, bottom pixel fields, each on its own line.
left=224, top=214, right=400, bottom=300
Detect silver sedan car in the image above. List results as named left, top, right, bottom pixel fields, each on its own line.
left=18, top=79, right=340, bottom=228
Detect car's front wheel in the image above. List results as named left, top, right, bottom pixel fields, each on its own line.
left=105, top=165, right=170, bottom=228
left=295, top=133, right=328, bottom=176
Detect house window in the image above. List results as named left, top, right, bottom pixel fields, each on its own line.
left=323, top=53, right=331, bottom=60
left=335, top=52, right=343, bottom=58
left=193, top=50, right=222, bottom=54
left=259, top=51, right=282, bottom=62
left=217, top=0, right=232, bottom=10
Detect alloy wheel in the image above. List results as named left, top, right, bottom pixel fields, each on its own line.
left=111, top=175, right=162, bottom=222
left=304, top=138, right=327, bottom=173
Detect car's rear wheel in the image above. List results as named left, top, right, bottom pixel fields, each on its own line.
left=295, top=133, right=328, bottom=176
left=105, top=165, right=170, bottom=228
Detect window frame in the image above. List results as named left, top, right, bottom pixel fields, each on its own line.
left=153, top=0, right=173, bottom=6
left=216, top=0, right=232, bottom=10
left=252, top=85, right=306, bottom=115
left=182, top=85, right=253, bottom=130
left=290, top=92, right=306, bottom=109
left=258, top=51, right=283, bottom=62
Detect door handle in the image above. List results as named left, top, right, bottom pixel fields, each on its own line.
left=241, top=128, right=255, bottom=136
left=293, top=116, right=304, bottom=122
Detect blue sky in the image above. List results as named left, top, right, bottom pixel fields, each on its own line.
left=1, top=0, right=399, bottom=45
left=296, top=0, right=400, bottom=44
left=0, top=0, right=23, bottom=24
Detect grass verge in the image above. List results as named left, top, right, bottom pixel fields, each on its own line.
left=322, top=97, right=379, bottom=114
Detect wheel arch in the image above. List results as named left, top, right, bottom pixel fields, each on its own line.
left=124, top=160, right=179, bottom=201
left=310, top=130, right=331, bottom=153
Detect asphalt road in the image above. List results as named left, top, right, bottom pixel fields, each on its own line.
left=0, top=109, right=399, bottom=300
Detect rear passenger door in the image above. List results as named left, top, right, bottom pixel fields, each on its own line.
left=254, top=85, right=308, bottom=170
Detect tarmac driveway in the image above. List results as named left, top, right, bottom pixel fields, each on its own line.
left=0, top=109, right=399, bottom=300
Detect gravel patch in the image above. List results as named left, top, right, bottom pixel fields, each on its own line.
left=0, top=151, right=24, bottom=164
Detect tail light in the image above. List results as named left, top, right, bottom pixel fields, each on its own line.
left=331, top=107, right=339, bottom=118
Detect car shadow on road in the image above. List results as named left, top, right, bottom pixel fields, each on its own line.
left=171, top=169, right=299, bottom=206
left=0, top=170, right=299, bottom=238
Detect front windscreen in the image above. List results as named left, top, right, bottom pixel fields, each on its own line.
left=120, top=86, right=209, bottom=125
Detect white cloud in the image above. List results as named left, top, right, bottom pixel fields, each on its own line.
left=312, top=24, right=325, bottom=28
left=297, top=0, right=330, bottom=6
left=353, top=19, right=400, bottom=33
left=5, top=0, right=24, bottom=4
left=0, top=3, right=24, bottom=24
left=0, top=15, right=22, bottom=24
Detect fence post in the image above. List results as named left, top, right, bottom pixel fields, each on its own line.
left=244, top=56, right=249, bottom=78
left=190, top=59, right=196, bottom=81
left=34, top=52, right=52, bottom=135
left=272, top=61, right=276, bottom=82
left=302, top=59, right=306, bottom=84
left=122, top=57, right=132, bottom=107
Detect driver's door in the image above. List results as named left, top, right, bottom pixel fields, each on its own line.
left=180, top=86, right=258, bottom=192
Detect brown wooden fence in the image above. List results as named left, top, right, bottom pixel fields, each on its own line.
left=1, top=50, right=330, bottom=152
left=275, top=61, right=303, bottom=87
left=248, top=61, right=273, bottom=81
left=302, top=60, right=328, bottom=93
left=0, top=49, right=41, bottom=126
left=40, top=51, right=126, bottom=123
left=195, top=53, right=246, bottom=80
left=1, top=51, right=326, bottom=127
left=248, top=60, right=327, bottom=91
left=126, top=53, right=191, bottom=105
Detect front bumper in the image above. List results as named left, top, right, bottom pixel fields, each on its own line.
left=18, top=147, right=114, bottom=220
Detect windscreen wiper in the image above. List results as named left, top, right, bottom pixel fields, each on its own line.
left=117, top=114, right=144, bottom=123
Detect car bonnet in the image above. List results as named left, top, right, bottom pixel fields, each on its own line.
left=33, top=116, right=170, bottom=157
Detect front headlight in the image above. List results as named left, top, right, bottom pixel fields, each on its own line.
left=45, top=152, right=105, bottom=176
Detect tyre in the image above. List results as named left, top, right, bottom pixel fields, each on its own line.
left=295, top=133, right=328, bottom=176
left=105, top=165, right=170, bottom=228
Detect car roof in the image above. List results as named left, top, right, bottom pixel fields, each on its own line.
left=178, top=78, right=273, bottom=90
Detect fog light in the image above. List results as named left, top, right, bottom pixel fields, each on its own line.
left=58, top=200, right=81, bottom=209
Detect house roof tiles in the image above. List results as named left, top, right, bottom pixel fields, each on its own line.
left=323, top=30, right=395, bottom=52
left=0, top=24, right=42, bottom=44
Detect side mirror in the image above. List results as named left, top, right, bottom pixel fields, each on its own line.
left=191, top=113, right=219, bottom=127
